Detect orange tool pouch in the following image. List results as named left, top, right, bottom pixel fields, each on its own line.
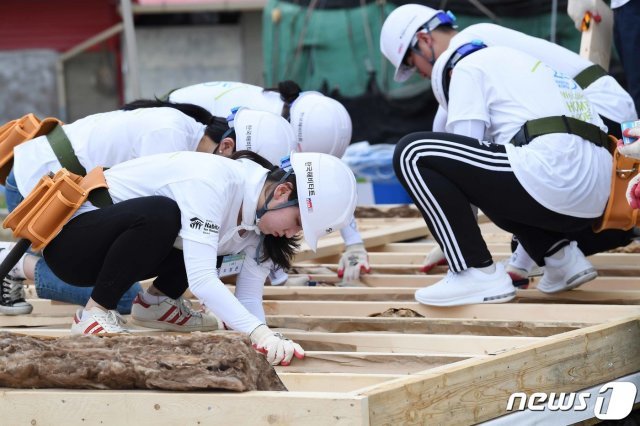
left=3, top=167, right=109, bottom=251
left=593, top=136, right=640, bottom=232
left=0, top=113, right=62, bottom=185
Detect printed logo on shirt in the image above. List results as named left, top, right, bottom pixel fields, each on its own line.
left=325, top=227, right=333, bottom=234
left=190, top=217, right=204, bottom=230
left=306, top=197, right=313, bottom=212
left=204, top=220, right=220, bottom=235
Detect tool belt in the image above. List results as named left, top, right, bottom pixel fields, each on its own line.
left=593, top=137, right=640, bottom=232
left=0, top=113, right=62, bottom=185
left=3, top=167, right=109, bottom=251
left=510, top=115, right=609, bottom=148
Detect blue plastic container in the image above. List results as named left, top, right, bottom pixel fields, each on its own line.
left=372, top=179, right=413, bottom=204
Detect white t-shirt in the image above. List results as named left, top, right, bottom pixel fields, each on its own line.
left=103, top=152, right=271, bottom=333
left=13, top=108, right=206, bottom=198
left=444, top=46, right=612, bottom=218
left=169, top=81, right=284, bottom=118
left=448, top=24, right=637, bottom=124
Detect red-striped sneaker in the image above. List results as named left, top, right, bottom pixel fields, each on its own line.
left=131, top=294, right=222, bottom=332
left=70, top=307, right=128, bottom=335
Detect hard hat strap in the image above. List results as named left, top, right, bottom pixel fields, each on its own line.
left=256, top=169, right=297, bottom=220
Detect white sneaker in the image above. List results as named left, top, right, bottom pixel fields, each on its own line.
left=131, top=293, right=222, bottom=332
left=70, top=307, right=128, bottom=335
left=537, top=242, right=597, bottom=294
left=414, top=263, right=516, bottom=306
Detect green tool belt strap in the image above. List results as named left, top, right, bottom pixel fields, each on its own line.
left=46, top=124, right=113, bottom=208
left=573, top=64, right=607, bottom=89
left=510, top=115, right=609, bottom=148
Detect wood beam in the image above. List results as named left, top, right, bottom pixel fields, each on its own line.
left=0, top=389, right=368, bottom=425
left=360, top=317, right=640, bottom=425
left=263, top=301, right=640, bottom=322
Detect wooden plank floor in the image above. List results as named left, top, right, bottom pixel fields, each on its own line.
left=1, top=219, right=639, bottom=425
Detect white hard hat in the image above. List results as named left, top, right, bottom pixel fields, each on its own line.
left=289, top=92, right=352, bottom=158
left=232, top=108, right=298, bottom=166
left=380, top=4, right=441, bottom=82
left=290, top=152, right=357, bottom=251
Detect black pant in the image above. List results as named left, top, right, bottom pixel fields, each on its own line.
left=43, top=196, right=188, bottom=309
left=393, top=132, right=600, bottom=272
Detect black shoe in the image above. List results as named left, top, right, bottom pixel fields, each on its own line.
left=0, top=276, right=33, bottom=315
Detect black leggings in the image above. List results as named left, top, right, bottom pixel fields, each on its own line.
left=393, top=132, right=601, bottom=272
left=43, top=196, right=189, bottom=309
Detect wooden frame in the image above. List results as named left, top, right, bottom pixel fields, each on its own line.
left=1, top=219, right=639, bottom=424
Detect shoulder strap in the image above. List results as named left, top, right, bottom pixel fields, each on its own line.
left=573, top=64, right=607, bottom=89
left=46, top=125, right=112, bottom=207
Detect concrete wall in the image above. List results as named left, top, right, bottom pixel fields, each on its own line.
left=131, top=24, right=244, bottom=100
left=0, top=50, right=59, bottom=122
left=1, top=13, right=265, bottom=122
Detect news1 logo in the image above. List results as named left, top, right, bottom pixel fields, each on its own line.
left=506, top=382, right=637, bottom=420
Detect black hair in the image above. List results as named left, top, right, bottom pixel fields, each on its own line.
left=230, top=150, right=300, bottom=269
left=121, top=98, right=233, bottom=143
left=263, top=80, right=302, bottom=120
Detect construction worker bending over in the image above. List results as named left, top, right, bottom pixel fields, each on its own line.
left=0, top=101, right=294, bottom=317
left=169, top=81, right=371, bottom=285
left=381, top=4, right=636, bottom=288
left=41, top=151, right=356, bottom=366
left=381, top=7, right=612, bottom=306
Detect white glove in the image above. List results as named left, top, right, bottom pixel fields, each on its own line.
left=567, top=0, right=601, bottom=31
left=250, top=324, right=305, bottom=366
left=338, top=243, right=371, bottom=282
left=619, top=128, right=640, bottom=159
left=421, top=245, right=447, bottom=273
left=626, top=174, right=640, bottom=209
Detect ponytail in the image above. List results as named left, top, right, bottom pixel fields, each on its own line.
left=230, top=150, right=300, bottom=269
left=264, top=80, right=302, bottom=120
left=122, top=98, right=232, bottom=143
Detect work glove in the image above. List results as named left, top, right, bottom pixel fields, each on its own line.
left=337, top=243, right=371, bottom=282
left=626, top=174, right=640, bottom=209
left=567, top=0, right=602, bottom=31
left=618, top=128, right=640, bottom=160
left=250, top=324, right=305, bottom=366
left=420, top=245, right=448, bottom=273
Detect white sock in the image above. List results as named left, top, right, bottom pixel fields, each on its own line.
left=475, top=263, right=496, bottom=274
left=509, top=245, right=538, bottom=272
left=0, top=245, right=26, bottom=279
left=140, top=290, right=168, bottom=305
